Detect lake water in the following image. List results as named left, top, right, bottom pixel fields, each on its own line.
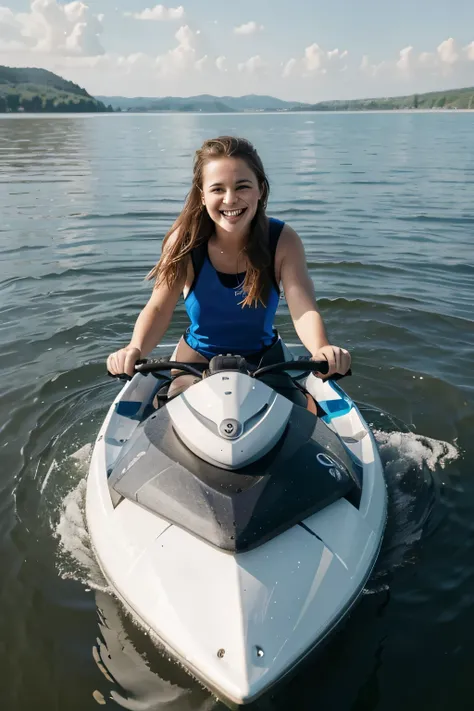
left=0, top=111, right=473, bottom=711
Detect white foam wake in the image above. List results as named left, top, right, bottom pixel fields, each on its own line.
left=54, top=443, right=110, bottom=592
left=374, top=429, right=459, bottom=471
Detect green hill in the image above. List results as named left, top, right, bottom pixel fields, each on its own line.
left=0, top=66, right=110, bottom=113
left=97, top=86, right=474, bottom=113
left=296, top=86, right=474, bottom=111
left=94, top=93, right=303, bottom=112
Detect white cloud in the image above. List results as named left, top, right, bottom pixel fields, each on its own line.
left=117, top=52, right=155, bottom=72
left=304, top=43, right=324, bottom=72
left=0, top=7, right=25, bottom=50
left=238, top=55, right=265, bottom=74
left=174, top=24, right=193, bottom=47
left=85, top=34, right=474, bottom=93
left=417, top=40, right=473, bottom=71
left=163, top=26, right=194, bottom=69
left=363, top=38, right=474, bottom=82
left=0, top=6, right=16, bottom=23
left=326, top=48, right=348, bottom=63
left=419, top=51, right=436, bottom=67
left=396, top=45, right=413, bottom=72
left=53, top=54, right=114, bottom=69
left=282, top=42, right=349, bottom=79
left=328, top=48, right=345, bottom=60
left=195, top=54, right=208, bottom=71
left=0, top=39, right=25, bottom=51
left=0, top=0, right=105, bottom=56
left=3, top=17, right=473, bottom=104
left=234, top=21, right=263, bottom=36
left=282, top=57, right=296, bottom=77
left=360, top=54, right=386, bottom=77
left=215, top=55, right=227, bottom=72
left=124, top=5, right=184, bottom=21
left=43, top=23, right=209, bottom=80
left=153, top=24, right=205, bottom=74
left=437, top=37, right=458, bottom=65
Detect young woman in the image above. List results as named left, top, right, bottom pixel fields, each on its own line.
left=107, top=136, right=351, bottom=394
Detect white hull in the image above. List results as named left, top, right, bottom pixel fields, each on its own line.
left=86, top=365, right=386, bottom=705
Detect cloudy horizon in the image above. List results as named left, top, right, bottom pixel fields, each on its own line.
left=0, top=0, right=473, bottom=101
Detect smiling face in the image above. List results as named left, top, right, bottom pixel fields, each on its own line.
left=201, top=157, right=262, bottom=238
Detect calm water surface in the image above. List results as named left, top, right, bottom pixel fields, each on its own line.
left=0, top=112, right=473, bottom=711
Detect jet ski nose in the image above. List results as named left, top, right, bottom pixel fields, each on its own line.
left=167, top=371, right=293, bottom=469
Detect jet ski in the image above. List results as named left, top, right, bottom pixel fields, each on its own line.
left=86, top=339, right=387, bottom=707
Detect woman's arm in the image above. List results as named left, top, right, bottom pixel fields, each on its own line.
left=107, top=276, right=184, bottom=376
left=278, top=224, right=351, bottom=376
left=107, top=232, right=190, bottom=376
left=128, top=277, right=183, bottom=357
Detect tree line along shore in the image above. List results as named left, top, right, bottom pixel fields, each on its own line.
left=1, top=66, right=473, bottom=114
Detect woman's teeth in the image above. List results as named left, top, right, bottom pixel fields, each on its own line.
left=221, top=209, right=245, bottom=217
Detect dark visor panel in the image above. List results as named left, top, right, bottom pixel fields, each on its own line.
left=109, top=405, right=362, bottom=553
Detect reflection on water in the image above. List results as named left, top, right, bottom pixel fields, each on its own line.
left=93, top=591, right=221, bottom=710
left=0, top=117, right=86, bottom=175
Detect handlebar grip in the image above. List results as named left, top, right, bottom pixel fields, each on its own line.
left=107, top=370, right=131, bottom=381
left=329, top=368, right=352, bottom=381
left=107, top=358, right=148, bottom=380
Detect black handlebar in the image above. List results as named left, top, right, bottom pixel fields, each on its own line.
left=135, top=359, right=205, bottom=378
left=107, top=357, right=206, bottom=380
left=108, top=357, right=350, bottom=381
left=252, top=359, right=329, bottom=378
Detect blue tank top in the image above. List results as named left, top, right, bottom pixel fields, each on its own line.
left=184, top=218, right=284, bottom=359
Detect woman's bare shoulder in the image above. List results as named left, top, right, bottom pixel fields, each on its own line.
left=278, top=222, right=303, bottom=248
left=274, top=222, right=304, bottom=277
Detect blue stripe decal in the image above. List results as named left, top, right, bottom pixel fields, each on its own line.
left=319, top=382, right=353, bottom=423
left=319, top=399, right=352, bottom=423
left=115, top=401, right=142, bottom=419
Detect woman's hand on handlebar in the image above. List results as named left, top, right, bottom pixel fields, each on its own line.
left=107, top=345, right=141, bottom=377
left=312, top=345, right=351, bottom=379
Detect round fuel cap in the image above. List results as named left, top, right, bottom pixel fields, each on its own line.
left=219, top=419, right=243, bottom=439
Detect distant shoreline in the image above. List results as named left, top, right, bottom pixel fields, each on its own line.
left=2, top=108, right=474, bottom=118
left=3, top=68, right=474, bottom=114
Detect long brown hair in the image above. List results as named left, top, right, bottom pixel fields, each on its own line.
left=147, top=136, right=272, bottom=307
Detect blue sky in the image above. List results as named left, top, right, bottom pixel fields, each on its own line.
left=1, top=0, right=473, bottom=100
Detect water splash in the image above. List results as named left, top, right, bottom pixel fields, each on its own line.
left=374, top=429, right=459, bottom=472
left=363, top=425, right=460, bottom=594
left=54, top=443, right=109, bottom=592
